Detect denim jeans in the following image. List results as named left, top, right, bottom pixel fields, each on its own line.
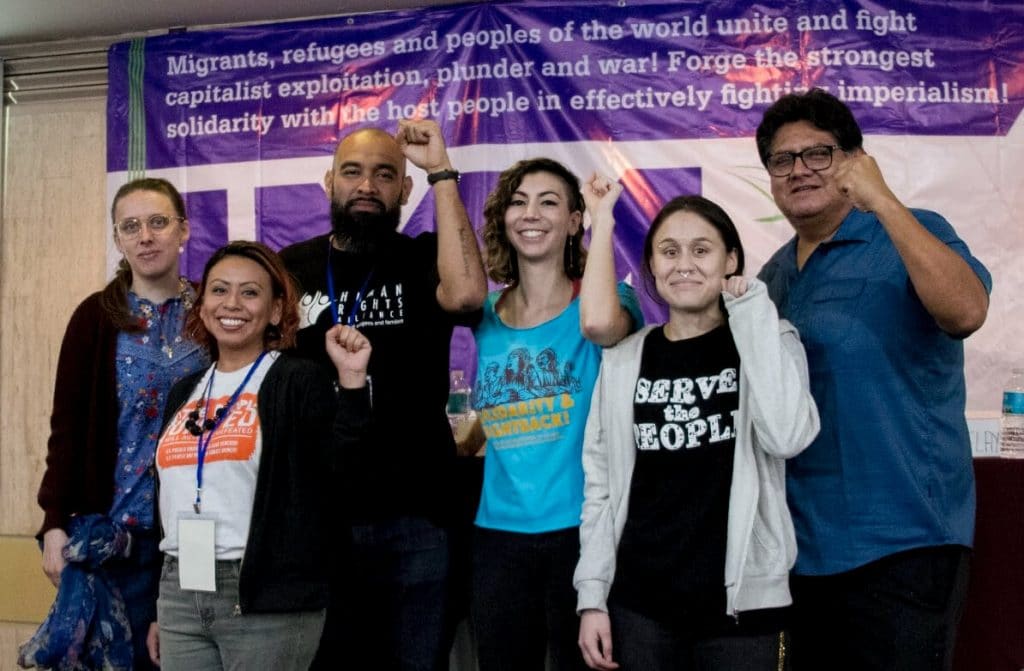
left=788, top=545, right=970, bottom=671
left=609, top=603, right=788, bottom=671
left=312, top=516, right=451, bottom=671
left=105, top=529, right=162, bottom=671
left=470, top=526, right=587, bottom=671
left=157, top=556, right=325, bottom=671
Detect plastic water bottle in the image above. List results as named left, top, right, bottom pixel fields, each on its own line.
left=999, top=368, right=1024, bottom=458
left=447, top=369, right=471, bottom=425
left=447, top=369, right=478, bottom=450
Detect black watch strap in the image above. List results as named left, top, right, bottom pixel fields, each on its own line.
left=427, top=169, right=460, bottom=185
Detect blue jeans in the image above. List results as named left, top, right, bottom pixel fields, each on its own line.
left=609, top=604, right=788, bottom=671
left=312, top=516, right=451, bottom=671
left=789, top=545, right=970, bottom=671
left=157, top=556, right=325, bottom=671
left=471, top=526, right=587, bottom=671
left=105, top=529, right=161, bottom=671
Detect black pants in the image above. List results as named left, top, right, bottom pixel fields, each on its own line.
left=311, top=517, right=451, bottom=671
left=789, top=545, right=971, bottom=671
left=470, top=526, right=587, bottom=671
left=609, top=604, right=788, bottom=671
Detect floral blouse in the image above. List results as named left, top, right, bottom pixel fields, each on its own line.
left=109, top=280, right=208, bottom=529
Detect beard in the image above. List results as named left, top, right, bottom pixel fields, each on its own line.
left=330, top=196, right=402, bottom=254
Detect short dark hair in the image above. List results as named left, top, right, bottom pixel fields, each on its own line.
left=481, top=158, right=587, bottom=285
left=185, top=240, right=299, bottom=360
left=642, top=195, right=745, bottom=305
left=755, top=88, right=863, bottom=166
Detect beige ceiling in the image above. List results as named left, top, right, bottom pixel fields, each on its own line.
left=0, top=0, right=466, bottom=103
left=0, top=0, right=463, bottom=47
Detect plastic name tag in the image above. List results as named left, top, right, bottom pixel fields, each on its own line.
left=178, top=516, right=216, bottom=592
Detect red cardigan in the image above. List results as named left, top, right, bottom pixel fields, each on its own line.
left=37, top=292, right=121, bottom=538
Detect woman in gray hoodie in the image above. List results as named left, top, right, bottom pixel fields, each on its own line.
left=574, top=195, right=820, bottom=671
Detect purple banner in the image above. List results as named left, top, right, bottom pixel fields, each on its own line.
left=104, top=0, right=1023, bottom=407
left=108, top=0, right=1024, bottom=172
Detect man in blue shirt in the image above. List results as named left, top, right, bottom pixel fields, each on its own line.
left=756, top=89, right=991, bottom=670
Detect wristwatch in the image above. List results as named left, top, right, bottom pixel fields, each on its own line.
left=427, top=169, right=460, bottom=185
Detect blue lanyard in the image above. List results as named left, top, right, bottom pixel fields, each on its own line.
left=326, top=237, right=374, bottom=326
left=193, top=350, right=268, bottom=514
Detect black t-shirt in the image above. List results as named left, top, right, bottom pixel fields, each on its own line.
left=279, top=232, right=469, bottom=524
left=610, top=324, right=740, bottom=631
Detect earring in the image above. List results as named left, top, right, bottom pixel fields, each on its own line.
left=565, top=238, right=579, bottom=275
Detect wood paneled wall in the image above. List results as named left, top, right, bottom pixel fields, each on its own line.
left=0, top=96, right=109, bottom=666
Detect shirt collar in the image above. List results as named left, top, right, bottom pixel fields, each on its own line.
left=774, top=207, right=876, bottom=272
left=828, top=208, right=877, bottom=244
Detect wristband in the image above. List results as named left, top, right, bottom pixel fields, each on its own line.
left=427, top=169, right=460, bottom=185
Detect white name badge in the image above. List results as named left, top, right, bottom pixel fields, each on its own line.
left=178, top=516, right=217, bottom=592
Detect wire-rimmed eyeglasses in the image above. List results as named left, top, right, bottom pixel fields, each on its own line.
left=113, top=214, right=185, bottom=238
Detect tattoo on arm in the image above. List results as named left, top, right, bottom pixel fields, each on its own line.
left=458, top=226, right=474, bottom=278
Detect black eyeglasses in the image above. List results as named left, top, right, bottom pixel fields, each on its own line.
left=765, top=145, right=842, bottom=177
left=114, top=214, right=185, bottom=238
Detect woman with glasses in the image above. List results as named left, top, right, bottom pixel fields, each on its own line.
left=26, top=178, right=208, bottom=670
left=574, top=196, right=820, bottom=671
left=148, top=241, right=369, bottom=671
left=469, top=159, right=643, bottom=671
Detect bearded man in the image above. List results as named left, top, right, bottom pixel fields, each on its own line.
left=280, top=119, right=486, bottom=671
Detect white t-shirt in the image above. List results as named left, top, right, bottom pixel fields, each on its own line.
left=157, top=352, right=277, bottom=559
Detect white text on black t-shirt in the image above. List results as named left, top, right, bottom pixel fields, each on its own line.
left=633, top=368, right=737, bottom=450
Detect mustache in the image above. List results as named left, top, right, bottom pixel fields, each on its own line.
left=345, top=196, right=386, bottom=212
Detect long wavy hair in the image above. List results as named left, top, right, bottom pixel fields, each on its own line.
left=184, top=241, right=299, bottom=360
left=481, top=158, right=587, bottom=285
left=101, top=178, right=188, bottom=332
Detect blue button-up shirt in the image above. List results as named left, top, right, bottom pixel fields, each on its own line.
left=759, top=208, right=992, bottom=575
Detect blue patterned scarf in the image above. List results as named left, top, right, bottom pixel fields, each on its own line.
left=18, top=515, right=133, bottom=670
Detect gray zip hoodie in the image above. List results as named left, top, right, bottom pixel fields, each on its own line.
left=574, top=278, right=820, bottom=618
